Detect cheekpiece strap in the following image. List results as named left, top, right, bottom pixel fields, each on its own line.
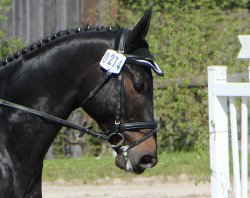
left=115, top=73, right=123, bottom=132
left=81, top=71, right=112, bottom=106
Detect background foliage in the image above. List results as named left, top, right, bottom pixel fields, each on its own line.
left=0, top=0, right=24, bottom=60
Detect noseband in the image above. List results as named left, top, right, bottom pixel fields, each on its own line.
left=0, top=29, right=162, bottom=154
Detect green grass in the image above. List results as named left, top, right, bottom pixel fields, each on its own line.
left=42, top=152, right=210, bottom=183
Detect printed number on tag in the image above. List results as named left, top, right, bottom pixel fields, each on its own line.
left=100, top=49, right=126, bottom=74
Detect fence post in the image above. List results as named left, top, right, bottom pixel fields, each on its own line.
left=241, top=95, right=248, bottom=198
left=208, top=66, right=230, bottom=198
left=229, top=96, right=241, bottom=198
left=241, top=66, right=250, bottom=198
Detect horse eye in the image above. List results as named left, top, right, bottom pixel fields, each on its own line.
left=133, top=83, right=145, bottom=93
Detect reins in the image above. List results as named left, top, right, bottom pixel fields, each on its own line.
left=0, top=28, right=162, bottom=153
left=0, top=99, right=109, bottom=140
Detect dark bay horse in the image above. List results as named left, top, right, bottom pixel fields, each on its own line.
left=0, top=9, right=163, bottom=197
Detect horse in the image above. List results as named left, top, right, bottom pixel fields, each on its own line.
left=0, top=9, right=163, bottom=197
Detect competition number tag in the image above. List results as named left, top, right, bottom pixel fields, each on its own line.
left=100, top=49, right=126, bottom=74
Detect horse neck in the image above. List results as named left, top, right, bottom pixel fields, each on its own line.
left=1, top=31, right=118, bottom=119
left=0, top=30, right=121, bottom=195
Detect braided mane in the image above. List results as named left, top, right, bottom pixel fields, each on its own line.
left=1, top=25, right=120, bottom=66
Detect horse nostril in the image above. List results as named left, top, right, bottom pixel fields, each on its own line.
left=139, top=154, right=157, bottom=169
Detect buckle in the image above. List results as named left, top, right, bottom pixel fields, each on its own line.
left=108, top=133, right=124, bottom=148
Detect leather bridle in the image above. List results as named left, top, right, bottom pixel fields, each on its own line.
left=0, top=28, right=163, bottom=154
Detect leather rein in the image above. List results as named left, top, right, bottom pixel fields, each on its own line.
left=0, top=29, right=159, bottom=153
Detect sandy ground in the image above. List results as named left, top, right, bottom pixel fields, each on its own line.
left=42, top=176, right=211, bottom=198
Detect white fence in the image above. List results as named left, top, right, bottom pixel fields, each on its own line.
left=208, top=66, right=250, bottom=198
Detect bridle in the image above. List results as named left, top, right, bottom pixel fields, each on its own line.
left=0, top=28, right=163, bottom=155
left=80, top=28, right=161, bottom=154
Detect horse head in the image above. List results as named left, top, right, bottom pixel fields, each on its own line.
left=81, top=9, right=163, bottom=174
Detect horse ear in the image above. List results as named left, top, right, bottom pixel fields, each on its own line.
left=127, top=9, right=152, bottom=45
